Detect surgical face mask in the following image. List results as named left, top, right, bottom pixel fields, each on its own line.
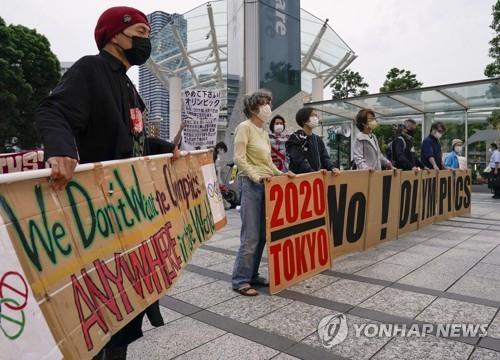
left=367, top=120, right=378, bottom=130
left=455, top=146, right=463, bottom=153
left=217, top=148, right=226, bottom=155
left=257, top=104, right=272, bottom=122
left=490, top=148, right=493, bottom=153
left=433, top=131, right=443, bottom=139
left=121, top=33, right=152, bottom=65
left=307, top=116, right=319, bottom=128
left=274, top=124, right=284, bottom=134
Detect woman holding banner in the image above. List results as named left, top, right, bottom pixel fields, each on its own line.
left=353, top=109, right=393, bottom=171
left=286, top=107, right=340, bottom=175
left=232, top=90, right=295, bottom=296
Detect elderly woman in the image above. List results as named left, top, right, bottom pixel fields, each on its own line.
left=232, top=90, right=294, bottom=296
left=353, top=109, right=393, bottom=170
left=286, top=107, right=340, bottom=174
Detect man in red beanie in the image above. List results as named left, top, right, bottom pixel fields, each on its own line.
left=35, top=6, right=157, bottom=360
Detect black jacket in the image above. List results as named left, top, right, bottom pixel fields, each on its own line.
left=35, top=50, right=145, bottom=163
left=286, top=130, right=336, bottom=174
left=35, top=51, right=151, bottom=349
left=392, top=135, right=421, bottom=170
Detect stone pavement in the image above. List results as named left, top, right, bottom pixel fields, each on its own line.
left=129, top=193, right=500, bottom=360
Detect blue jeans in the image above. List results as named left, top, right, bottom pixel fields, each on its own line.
left=232, top=176, right=266, bottom=289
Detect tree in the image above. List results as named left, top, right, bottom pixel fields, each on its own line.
left=485, top=0, right=500, bottom=77
left=487, top=109, right=500, bottom=129
left=379, top=67, right=423, bottom=93
left=0, top=17, right=60, bottom=151
left=330, top=69, right=369, bottom=99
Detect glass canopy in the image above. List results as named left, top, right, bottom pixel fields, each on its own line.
left=309, top=78, right=500, bottom=125
left=147, top=0, right=356, bottom=94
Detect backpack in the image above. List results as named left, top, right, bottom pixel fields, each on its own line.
left=386, top=136, right=405, bottom=163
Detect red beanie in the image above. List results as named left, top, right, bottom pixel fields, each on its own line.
left=94, top=6, right=149, bottom=50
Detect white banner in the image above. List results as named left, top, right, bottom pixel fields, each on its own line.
left=201, top=164, right=226, bottom=226
left=0, top=214, right=62, bottom=360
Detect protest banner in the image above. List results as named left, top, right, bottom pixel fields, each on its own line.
left=419, top=170, right=438, bottom=229
left=197, top=151, right=227, bottom=230
left=182, top=89, right=222, bottom=149
left=436, top=170, right=454, bottom=223
left=0, top=151, right=224, bottom=359
left=0, top=150, right=46, bottom=174
left=265, top=172, right=331, bottom=294
left=365, top=170, right=401, bottom=249
left=398, top=171, right=421, bottom=236
left=265, top=169, right=471, bottom=294
left=326, top=170, right=370, bottom=258
left=453, top=169, right=472, bottom=217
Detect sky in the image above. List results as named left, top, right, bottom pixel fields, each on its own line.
left=1, top=0, right=496, bottom=94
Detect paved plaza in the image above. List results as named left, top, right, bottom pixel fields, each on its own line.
left=129, top=193, right=500, bottom=360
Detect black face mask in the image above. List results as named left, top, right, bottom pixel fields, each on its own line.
left=407, top=128, right=416, bottom=136
left=121, top=33, right=151, bottom=65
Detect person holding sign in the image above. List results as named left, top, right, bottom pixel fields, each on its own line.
left=389, top=119, right=421, bottom=171
left=35, top=6, right=152, bottom=359
left=353, top=109, right=393, bottom=170
left=232, top=90, right=295, bottom=296
left=421, top=122, right=446, bottom=170
left=444, top=139, right=464, bottom=169
left=286, top=107, right=340, bottom=175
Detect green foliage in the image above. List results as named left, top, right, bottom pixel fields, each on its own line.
left=485, top=0, right=500, bottom=77
left=0, top=17, right=60, bottom=150
left=379, top=67, right=423, bottom=93
left=330, top=69, right=369, bottom=99
left=487, top=109, right=500, bottom=129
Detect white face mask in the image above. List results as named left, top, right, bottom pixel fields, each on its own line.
left=307, top=116, right=319, bottom=128
left=433, top=131, right=443, bottom=139
left=490, top=148, right=494, bottom=153
left=256, top=104, right=272, bottom=122
left=274, top=124, right=284, bottom=134
left=455, top=146, right=463, bottom=153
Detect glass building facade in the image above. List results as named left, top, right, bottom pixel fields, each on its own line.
left=146, top=0, right=355, bottom=142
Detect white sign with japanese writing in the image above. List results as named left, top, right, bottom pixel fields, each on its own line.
left=182, top=89, right=222, bottom=149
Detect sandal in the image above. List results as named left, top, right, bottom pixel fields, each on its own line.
left=234, top=285, right=259, bottom=296
left=250, top=276, right=269, bottom=287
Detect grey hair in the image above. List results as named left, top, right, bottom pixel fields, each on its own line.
left=243, top=89, right=272, bottom=118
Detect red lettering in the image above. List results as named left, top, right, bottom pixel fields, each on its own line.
left=300, top=181, right=313, bottom=220
left=140, top=242, right=164, bottom=293
left=82, top=266, right=123, bottom=322
left=294, top=235, right=307, bottom=276
left=71, top=274, right=108, bottom=351
left=95, top=255, right=134, bottom=315
left=283, top=239, right=295, bottom=281
left=317, top=228, right=329, bottom=266
left=285, top=183, right=299, bottom=222
left=270, top=184, right=284, bottom=228
left=313, top=178, right=325, bottom=215
left=269, top=243, right=282, bottom=286
left=151, top=229, right=174, bottom=287
left=306, top=232, right=316, bottom=271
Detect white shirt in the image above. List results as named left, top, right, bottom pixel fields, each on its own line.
left=489, top=149, right=500, bottom=168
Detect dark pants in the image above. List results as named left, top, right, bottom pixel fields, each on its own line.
left=488, top=172, right=500, bottom=198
